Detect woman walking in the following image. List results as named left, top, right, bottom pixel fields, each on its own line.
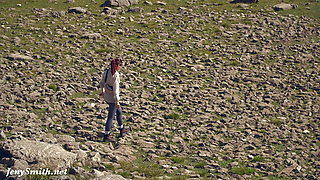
left=100, top=58, right=128, bottom=142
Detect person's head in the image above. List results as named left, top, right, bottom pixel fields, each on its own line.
left=110, top=58, right=122, bottom=75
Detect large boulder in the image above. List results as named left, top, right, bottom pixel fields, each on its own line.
left=0, top=139, right=77, bottom=169
left=6, top=53, right=34, bottom=61
left=273, top=3, right=297, bottom=11
left=101, top=0, right=139, bottom=7
left=68, top=7, right=87, bottom=14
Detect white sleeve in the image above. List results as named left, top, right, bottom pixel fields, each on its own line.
left=113, top=73, right=120, bottom=105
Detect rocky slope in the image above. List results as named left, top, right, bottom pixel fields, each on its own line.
left=0, top=0, right=319, bottom=179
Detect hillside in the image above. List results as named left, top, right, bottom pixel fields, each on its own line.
left=0, top=0, right=319, bottom=179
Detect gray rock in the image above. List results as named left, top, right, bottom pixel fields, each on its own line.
left=81, top=33, right=102, bottom=40
left=68, top=7, right=87, bottom=14
left=144, top=1, right=153, bottom=5
left=273, top=3, right=297, bottom=11
left=101, top=0, right=139, bottom=7
left=128, top=7, right=143, bottom=13
left=55, top=134, right=75, bottom=143
left=93, top=174, right=127, bottom=180
left=102, top=7, right=123, bottom=15
left=156, top=1, right=166, bottom=5
left=0, top=130, right=6, bottom=140
left=0, top=140, right=76, bottom=169
left=130, top=0, right=139, bottom=5
left=6, top=53, right=34, bottom=61
left=12, top=159, right=29, bottom=169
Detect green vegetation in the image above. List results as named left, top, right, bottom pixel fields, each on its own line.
left=194, top=160, right=207, bottom=169
left=218, top=159, right=236, bottom=168
left=30, top=107, right=48, bottom=119
left=119, top=157, right=164, bottom=178
left=70, top=92, right=86, bottom=99
left=252, top=156, right=266, bottom=162
left=164, top=112, right=180, bottom=120
left=267, top=176, right=293, bottom=180
left=48, top=84, right=58, bottom=91
left=274, top=144, right=286, bottom=152
left=27, top=175, right=50, bottom=180
left=170, top=156, right=188, bottom=164
left=269, top=117, right=284, bottom=127
left=169, top=176, right=188, bottom=180
left=231, top=166, right=256, bottom=175
left=103, top=163, right=115, bottom=171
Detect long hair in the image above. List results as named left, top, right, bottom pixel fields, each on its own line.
left=110, top=58, right=122, bottom=75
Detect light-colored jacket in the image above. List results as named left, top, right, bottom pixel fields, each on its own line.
left=100, top=69, right=120, bottom=105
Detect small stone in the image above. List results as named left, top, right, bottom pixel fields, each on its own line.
left=296, top=165, right=302, bottom=172
left=116, top=29, right=125, bottom=34
left=128, top=7, right=144, bottom=13
left=93, top=174, right=127, bottom=180
left=0, top=130, right=6, bottom=140
left=303, top=130, right=310, bottom=134
left=156, top=1, right=166, bottom=5
left=81, top=33, right=102, bottom=40
left=144, top=1, right=153, bottom=5
left=92, top=152, right=101, bottom=163
left=238, top=3, right=249, bottom=8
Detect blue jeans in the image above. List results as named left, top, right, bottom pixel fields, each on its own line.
left=105, top=103, right=123, bottom=132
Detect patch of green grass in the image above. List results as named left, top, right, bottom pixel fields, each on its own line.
left=83, top=165, right=93, bottom=172
left=48, top=84, right=58, bottom=91
left=252, top=156, right=266, bottom=162
left=135, top=159, right=164, bottom=177
left=103, top=163, right=115, bottom=171
left=75, top=176, right=90, bottom=180
left=30, top=107, right=47, bottom=119
left=95, top=48, right=112, bottom=54
left=27, top=175, right=50, bottom=180
left=268, top=176, right=293, bottom=180
left=222, top=22, right=232, bottom=29
left=228, top=60, right=241, bottom=66
left=88, top=68, right=98, bottom=74
left=119, top=154, right=164, bottom=178
left=170, top=156, right=187, bottom=164
left=218, top=159, right=235, bottom=168
left=47, top=129, right=60, bottom=135
left=194, top=168, right=210, bottom=178
left=274, top=144, right=286, bottom=152
left=194, top=160, right=207, bottom=169
left=269, top=118, right=283, bottom=127
left=70, top=92, right=86, bottom=99
left=231, top=166, right=255, bottom=175
left=169, top=175, right=188, bottom=180
left=164, top=112, right=180, bottom=120
left=119, top=171, right=132, bottom=179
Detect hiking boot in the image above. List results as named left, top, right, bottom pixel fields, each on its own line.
left=103, top=134, right=115, bottom=142
left=119, top=128, right=129, bottom=137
